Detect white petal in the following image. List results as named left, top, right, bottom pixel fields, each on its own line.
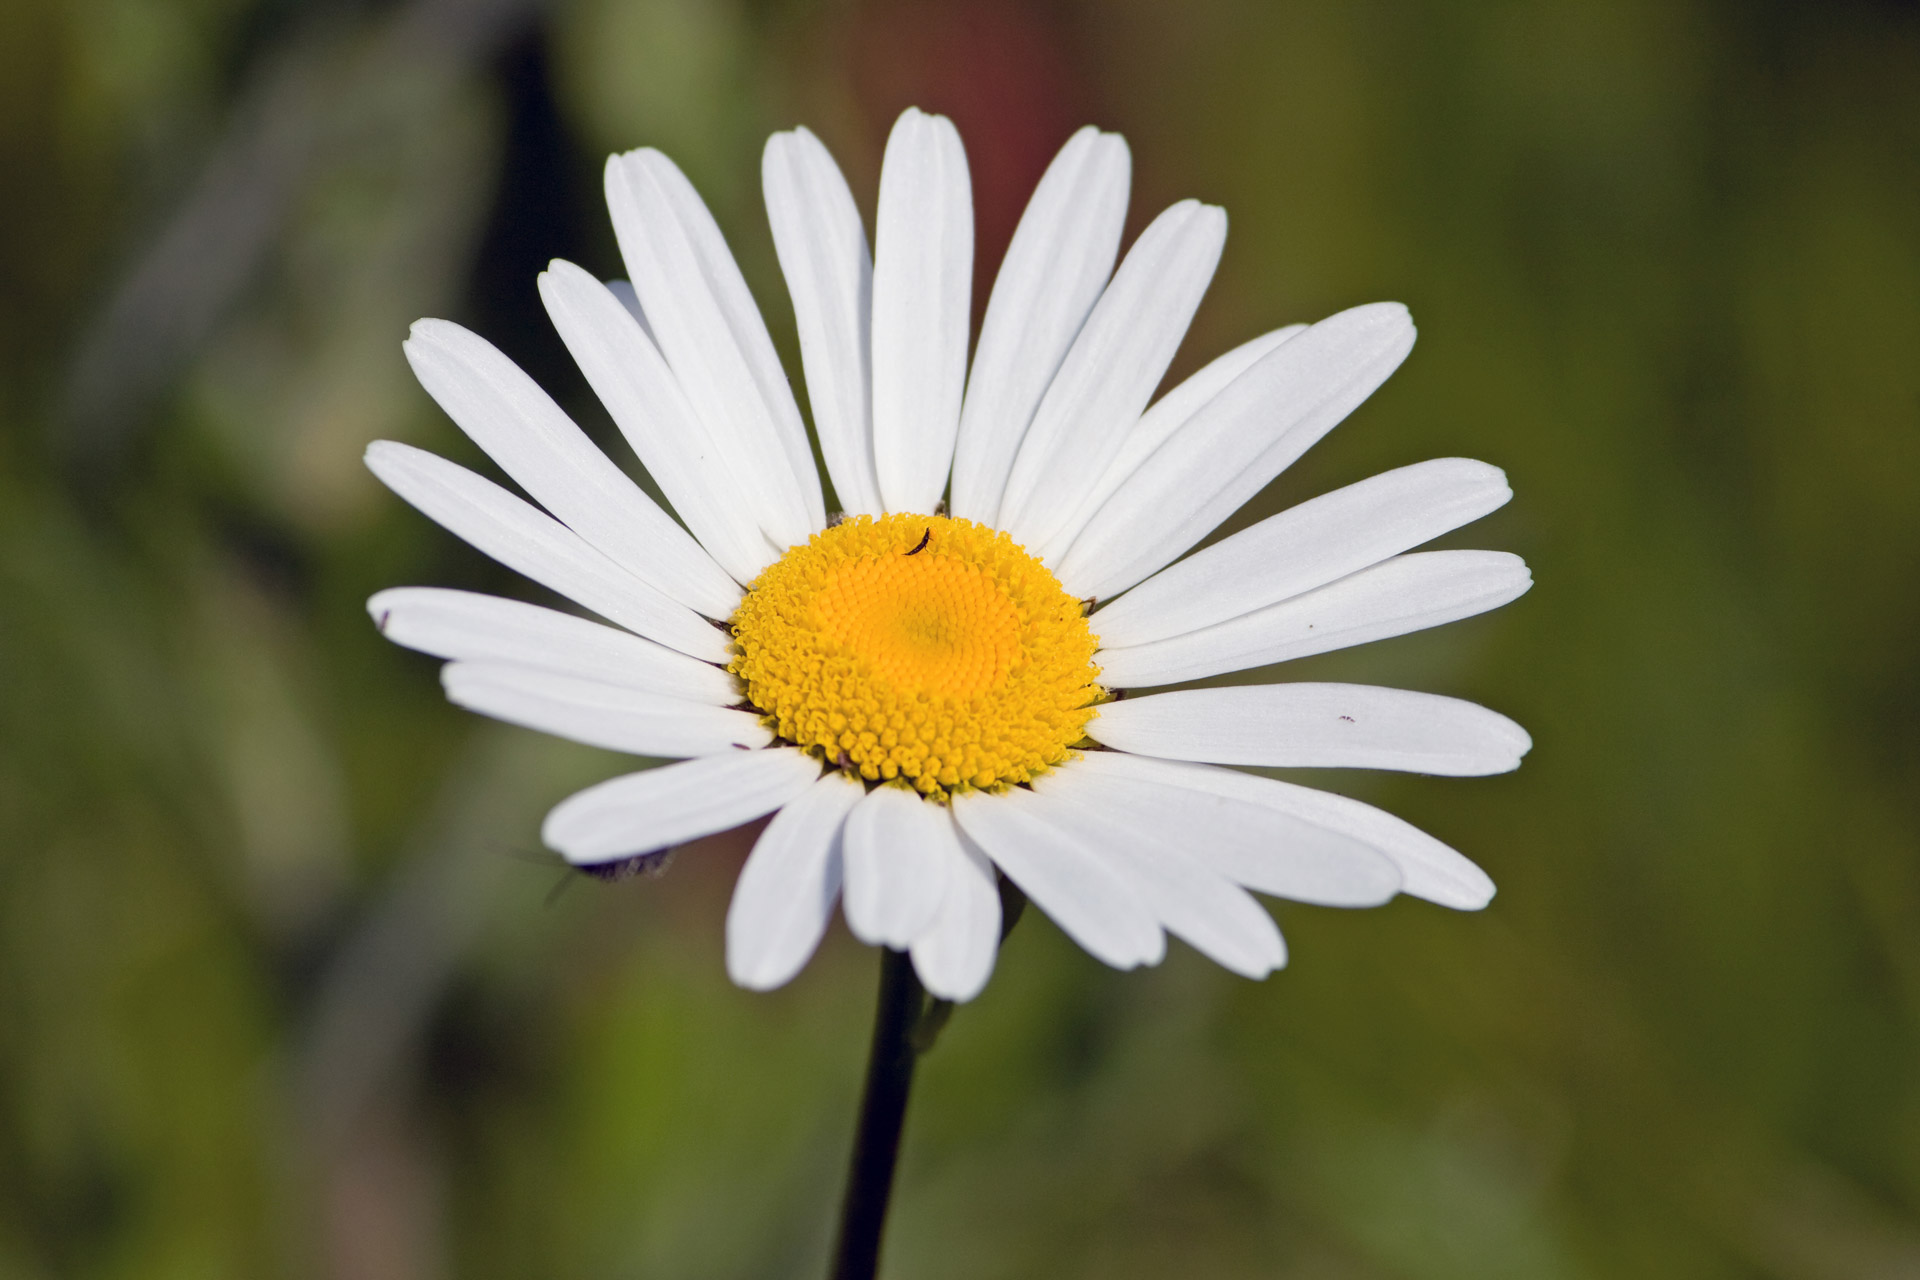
left=364, top=441, right=731, bottom=663
left=1039, top=753, right=1401, bottom=907
left=442, top=662, right=767, bottom=757
left=368, top=587, right=736, bottom=704
left=1037, top=325, right=1305, bottom=569
left=603, top=279, right=654, bottom=338
left=1093, top=458, right=1511, bottom=648
left=604, top=150, right=824, bottom=548
left=998, top=201, right=1227, bottom=552
left=870, top=108, right=972, bottom=515
left=950, top=128, right=1129, bottom=526
left=840, top=785, right=953, bottom=948
left=645, top=161, right=826, bottom=536
left=401, top=319, right=741, bottom=619
left=1024, top=786, right=1284, bottom=978
left=539, top=261, right=777, bottom=583
left=949, top=788, right=1164, bottom=969
left=542, top=747, right=823, bottom=865
left=1090, top=684, right=1531, bottom=776
left=763, top=128, right=883, bottom=518
left=1057, top=301, right=1418, bottom=600
left=1098, top=550, right=1532, bottom=689
left=726, top=770, right=865, bottom=991
left=1066, top=750, right=1491, bottom=909
left=908, top=822, right=1002, bottom=1002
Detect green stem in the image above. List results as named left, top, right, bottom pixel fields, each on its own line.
left=828, top=948, right=924, bottom=1280
left=826, top=876, right=1025, bottom=1280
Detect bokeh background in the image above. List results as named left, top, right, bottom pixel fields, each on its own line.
left=4, top=0, right=1919, bottom=1275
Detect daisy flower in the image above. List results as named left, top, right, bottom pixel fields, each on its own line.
left=366, top=108, right=1532, bottom=1005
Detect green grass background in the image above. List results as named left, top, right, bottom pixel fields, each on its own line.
left=2, top=0, right=1917, bottom=1275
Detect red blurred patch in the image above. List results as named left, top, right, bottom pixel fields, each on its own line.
left=848, top=0, right=1098, bottom=307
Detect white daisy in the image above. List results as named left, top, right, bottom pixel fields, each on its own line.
left=366, top=108, right=1533, bottom=1005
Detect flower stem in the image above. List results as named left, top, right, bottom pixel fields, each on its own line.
left=828, top=947, right=925, bottom=1280
left=827, top=878, right=1025, bottom=1280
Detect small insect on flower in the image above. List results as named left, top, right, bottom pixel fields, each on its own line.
left=577, top=850, right=676, bottom=882
left=364, top=107, right=1533, bottom=1003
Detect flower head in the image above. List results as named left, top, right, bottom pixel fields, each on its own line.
left=367, top=108, right=1533, bottom=1003
left=728, top=512, right=1101, bottom=798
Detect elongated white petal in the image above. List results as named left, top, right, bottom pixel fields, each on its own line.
left=443, top=662, right=767, bottom=757
left=1024, top=786, right=1284, bottom=977
left=603, top=279, right=654, bottom=339
left=1094, top=458, right=1511, bottom=648
left=870, top=109, right=972, bottom=515
left=539, top=261, right=777, bottom=583
left=368, top=587, right=736, bottom=704
left=909, top=823, right=1002, bottom=1002
left=1039, top=754, right=1401, bottom=906
left=999, top=201, right=1226, bottom=552
left=1037, top=325, right=1305, bottom=569
left=950, top=788, right=1164, bottom=969
left=763, top=128, right=883, bottom=518
left=1058, top=302, right=1418, bottom=600
left=605, top=150, right=823, bottom=547
left=402, top=319, right=740, bottom=619
left=646, top=161, right=826, bottom=536
left=1090, top=684, right=1531, bottom=775
left=543, top=747, right=823, bottom=865
left=1067, top=751, right=1490, bottom=909
left=1098, top=550, right=1531, bottom=689
left=365, top=441, right=730, bottom=663
left=841, top=785, right=953, bottom=947
left=726, top=770, right=865, bottom=990
left=950, top=128, right=1129, bottom=526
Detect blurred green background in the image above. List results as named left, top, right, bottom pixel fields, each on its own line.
left=4, top=0, right=1918, bottom=1275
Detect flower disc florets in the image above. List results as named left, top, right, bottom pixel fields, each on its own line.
left=728, top=514, right=1103, bottom=799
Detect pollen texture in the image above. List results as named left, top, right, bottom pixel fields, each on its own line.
left=729, top=514, right=1103, bottom=799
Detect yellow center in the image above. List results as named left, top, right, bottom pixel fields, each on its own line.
left=728, top=514, right=1103, bottom=799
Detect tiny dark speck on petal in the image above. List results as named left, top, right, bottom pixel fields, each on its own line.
left=1339, top=715, right=1354, bottom=722
left=378, top=610, right=391, bottom=631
